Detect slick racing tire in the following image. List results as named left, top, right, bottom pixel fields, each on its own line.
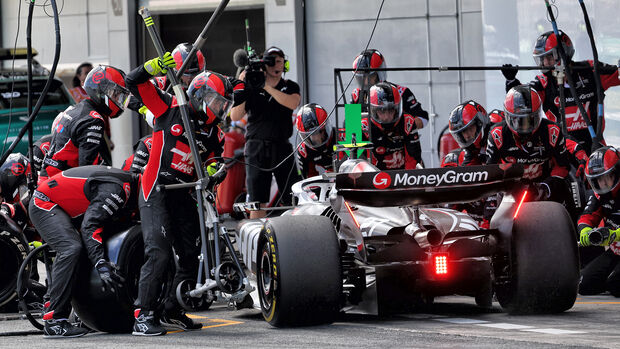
left=0, top=217, right=30, bottom=307
left=257, top=215, right=342, bottom=327
left=496, top=201, right=579, bottom=314
left=72, top=224, right=145, bottom=333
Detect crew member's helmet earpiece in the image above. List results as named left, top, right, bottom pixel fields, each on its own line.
left=264, top=46, right=289, bottom=73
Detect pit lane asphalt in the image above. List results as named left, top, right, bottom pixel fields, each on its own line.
left=1, top=294, right=619, bottom=348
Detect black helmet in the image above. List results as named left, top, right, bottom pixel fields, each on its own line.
left=369, top=82, right=402, bottom=130
left=504, top=85, right=542, bottom=137
left=449, top=100, right=487, bottom=149
left=0, top=153, right=30, bottom=202
left=83, top=65, right=130, bottom=118
left=586, top=146, right=620, bottom=195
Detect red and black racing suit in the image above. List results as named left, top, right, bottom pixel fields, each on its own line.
left=126, top=64, right=225, bottom=313
left=353, top=82, right=428, bottom=166
left=39, top=100, right=109, bottom=183
left=577, top=188, right=620, bottom=297
left=362, top=114, right=422, bottom=170
left=30, top=134, right=52, bottom=174
left=506, top=60, right=620, bottom=153
left=28, top=165, right=138, bottom=321
left=122, top=135, right=153, bottom=174
left=486, top=119, right=571, bottom=203
left=296, top=128, right=336, bottom=178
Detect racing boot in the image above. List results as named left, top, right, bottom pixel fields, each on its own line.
left=132, top=309, right=167, bottom=336
left=160, top=309, right=203, bottom=331
left=44, top=318, right=88, bottom=338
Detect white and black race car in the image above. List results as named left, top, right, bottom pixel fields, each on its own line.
left=236, top=159, right=579, bottom=327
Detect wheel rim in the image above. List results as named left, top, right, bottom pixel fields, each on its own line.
left=258, top=247, right=273, bottom=310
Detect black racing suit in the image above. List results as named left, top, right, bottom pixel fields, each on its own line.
left=486, top=119, right=571, bottom=203
left=39, top=100, right=109, bottom=183
left=121, top=135, right=153, bottom=174
left=362, top=114, right=422, bottom=170
left=29, top=165, right=138, bottom=320
left=126, top=64, right=224, bottom=313
left=506, top=60, right=620, bottom=153
left=577, top=189, right=620, bottom=297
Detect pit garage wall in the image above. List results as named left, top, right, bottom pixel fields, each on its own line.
left=0, top=0, right=135, bottom=167
left=266, top=0, right=485, bottom=167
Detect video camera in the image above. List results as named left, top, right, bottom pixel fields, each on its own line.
left=242, top=18, right=276, bottom=90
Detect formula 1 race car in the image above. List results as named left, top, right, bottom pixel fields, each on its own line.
left=235, top=159, right=580, bottom=327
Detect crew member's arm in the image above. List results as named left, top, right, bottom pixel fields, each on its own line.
left=129, top=136, right=152, bottom=174
left=400, top=87, right=428, bottom=130
left=485, top=125, right=502, bottom=165
left=75, top=115, right=106, bottom=166
left=80, top=181, right=128, bottom=265
left=125, top=53, right=176, bottom=120
left=263, top=84, right=300, bottom=111
left=230, top=79, right=248, bottom=122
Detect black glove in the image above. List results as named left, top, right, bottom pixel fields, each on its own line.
left=95, top=259, right=125, bottom=293
left=529, top=182, right=550, bottom=201
left=501, top=64, right=518, bottom=80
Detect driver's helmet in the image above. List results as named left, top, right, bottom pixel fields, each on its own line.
left=0, top=153, right=30, bottom=202
left=533, top=30, right=574, bottom=72
left=296, top=103, right=333, bottom=150
left=83, top=65, right=130, bottom=118
left=585, top=146, right=620, bottom=196
left=187, top=71, right=234, bottom=125
left=338, top=159, right=379, bottom=174
left=352, top=49, right=387, bottom=89
left=448, top=100, right=487, bottom=150
left=504, top=85, right=542, bottom=137
left=369, top=82, right=402, bottom=130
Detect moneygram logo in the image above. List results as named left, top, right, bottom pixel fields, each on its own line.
left=372, top=172, right=392, bottom=189
left=393, top=170, right=489, bottom=187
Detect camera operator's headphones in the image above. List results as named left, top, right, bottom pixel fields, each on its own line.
left=264, top=46, right=289, bottom=73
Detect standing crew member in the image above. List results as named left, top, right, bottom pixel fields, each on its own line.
left=230, top=46, right=301, bottom=218
left=295, top=103, right=337, bottom=178
left=126, top=52, right=231, bottom=336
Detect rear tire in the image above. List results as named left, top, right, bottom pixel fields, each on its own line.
left=0, top=223, right=29, bottom=307
left=496, top=201, right=579, bottom=314
left=257, top=215, right=342, bottom=327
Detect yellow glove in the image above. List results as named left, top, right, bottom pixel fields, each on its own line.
left=579, top=227, right=592, bottom=246
left=206, top=162, right=218, bottom=176
left=144, top=52, right=176, bottom=76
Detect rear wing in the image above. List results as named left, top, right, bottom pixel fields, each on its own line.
left=335, top=164, right=523, bottom=206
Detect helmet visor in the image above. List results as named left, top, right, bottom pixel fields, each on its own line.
left=451, top=119, right=482, bottom=148
left=370, top=102, right=401, bottom=125
left=300, top=127, right=329, bottom=148
left=586, top=166, right=620, bottom=195
left=506, top=109, right=541, bottom=135
left=200, top=90, right=233, bottom=121
left=102, top=81, right=131, bottom=110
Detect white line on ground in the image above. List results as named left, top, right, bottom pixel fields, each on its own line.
left=477, top=323, right=534, bottom=330
left=522, top=328, right=587, bottom=335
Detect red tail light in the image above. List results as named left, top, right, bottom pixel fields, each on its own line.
left=513, top=190, right=528, bottom=219
left=432, top=253, right=449, bottom=276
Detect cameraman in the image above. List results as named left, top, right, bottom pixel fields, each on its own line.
left=231, top=46, right=301, bottom=218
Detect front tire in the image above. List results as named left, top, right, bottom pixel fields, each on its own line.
left=257, top=215, right=342, bottom=327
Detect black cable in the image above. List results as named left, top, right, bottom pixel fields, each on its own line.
left=0, top=0, right=61, bottom=165
left=26, top=0, right=65, bottom=17
left=246, top=0, right=386, bottom=174
left=2, top=0, right=23, bottom=155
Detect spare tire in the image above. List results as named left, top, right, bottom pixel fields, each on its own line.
left=71, top=224, right=145, bottom=333
left=0, top=216, right=29, bottom=307
left=496, top=201, right=579, bottom=314
left=257, top=215, right=342, bottom=327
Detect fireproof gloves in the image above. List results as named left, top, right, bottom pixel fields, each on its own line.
left=206, top=162, right=219, bottom=176
left=501, top=64, right=518, bottom=81
left=144, top=51, right=176, bottom=76
left=580, top=226, right=593, bottom=246
left=95, top=259, right=126, bottom=293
